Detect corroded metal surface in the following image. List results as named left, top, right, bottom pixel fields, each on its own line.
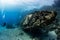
left=21, top=11, right=60, bottom=40
left=22, top=11, right=57, bottom=30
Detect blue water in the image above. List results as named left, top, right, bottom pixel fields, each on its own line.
left=0, top=0, right=60, bottom=40
left=0, top=0, right=55, bottom=25
left=0, top=0, right=60, bottom=31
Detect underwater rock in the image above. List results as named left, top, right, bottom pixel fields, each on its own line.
left=1, top=22, right=6, bottom=27
left=6, top=24, right=15, bottom=29
left=1, top=22, right=17, bottom=29
left=18, top=33, right=24, bottom=36
left=22, top=11, right=57, bottom=37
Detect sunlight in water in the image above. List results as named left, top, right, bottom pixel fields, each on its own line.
left=0, top=0, right=55, bottom=24
left=1, top=0, right=17, bottom=5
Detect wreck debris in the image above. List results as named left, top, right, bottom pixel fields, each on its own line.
left=21, top=11, right=57, bottom=38
left=22, top=11, right=57, bottom=29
